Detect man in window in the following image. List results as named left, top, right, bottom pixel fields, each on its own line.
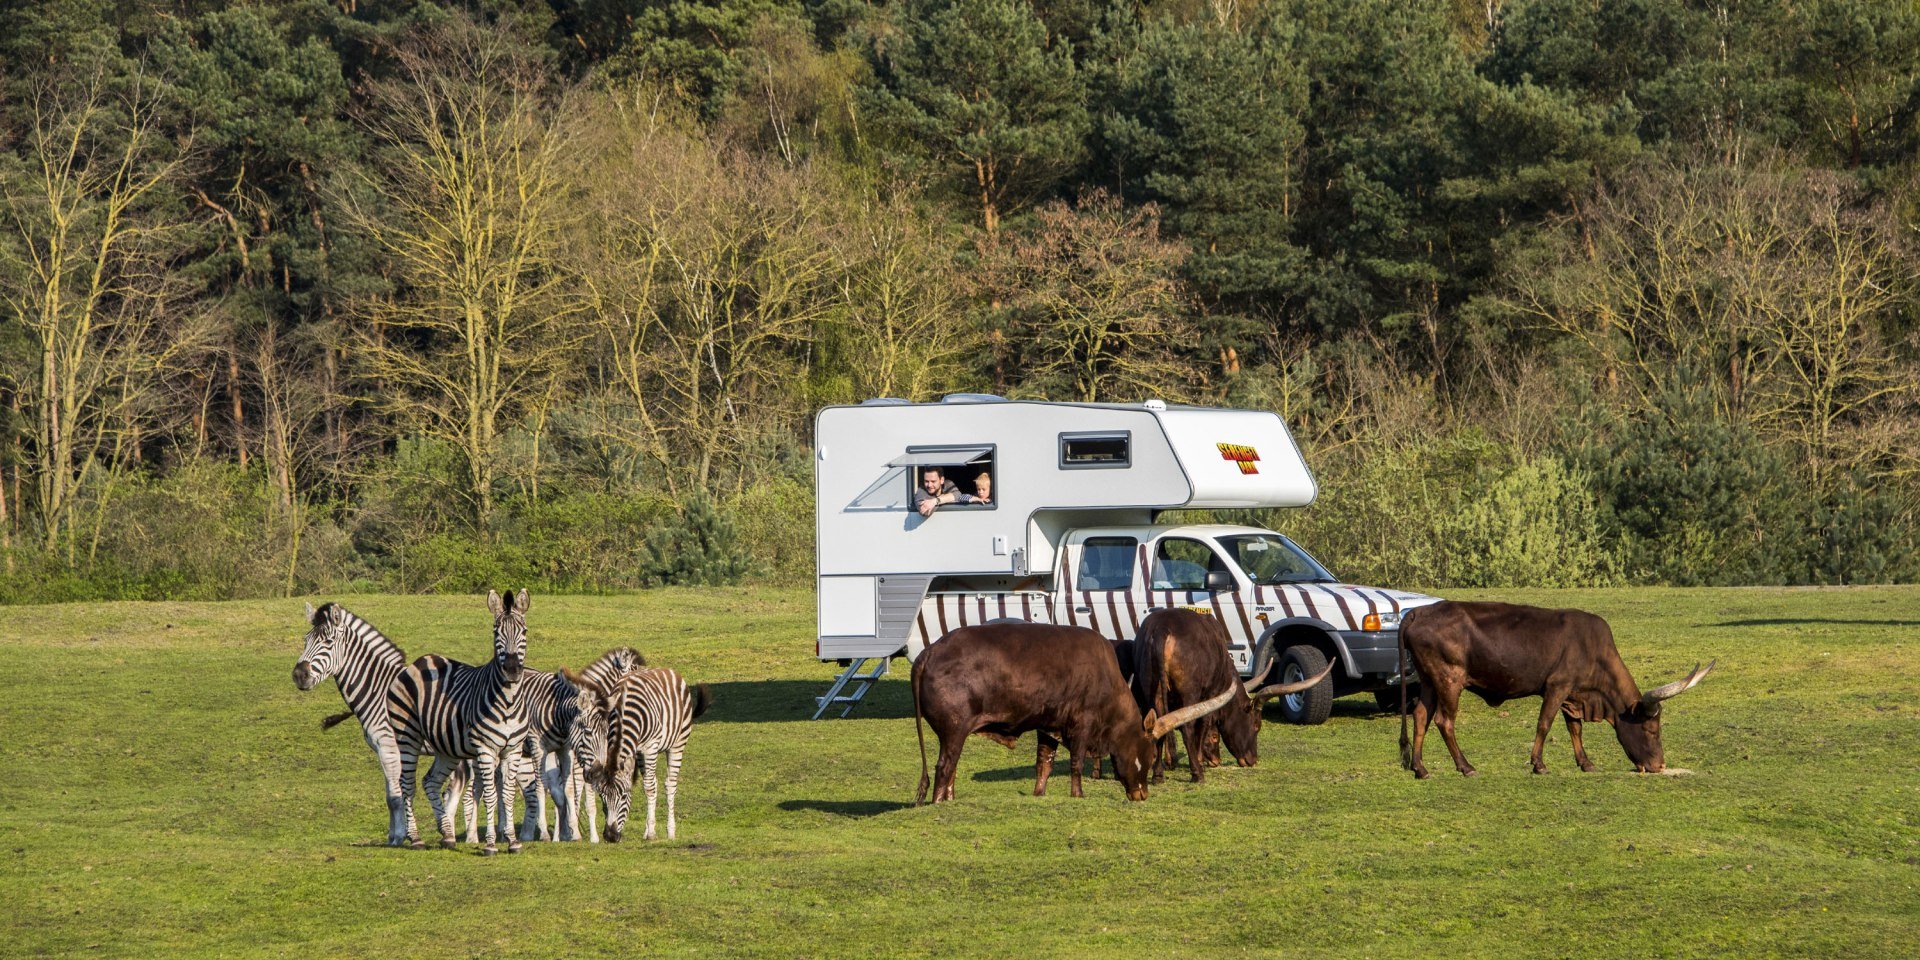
left=914, top=466, right=978, bottom=517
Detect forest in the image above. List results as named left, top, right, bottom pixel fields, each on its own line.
left=0, top=0, right=1916, bottom=601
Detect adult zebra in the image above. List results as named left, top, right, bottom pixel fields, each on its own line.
left=591, top=651, right=711, bottom=842
left=387, top=588, right=533, bottom=854
left=292, top=602, right=482, bottom=845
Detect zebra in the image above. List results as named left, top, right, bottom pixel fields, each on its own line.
left=593, top=658, right=711, bottom=842
left=498, top=667, right=608, bottom=842
left=387, top=588, right=533, bottom=854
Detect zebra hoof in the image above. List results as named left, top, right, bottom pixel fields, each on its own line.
left=408, top=839, right=426, bottom=851
left=438, top=838, right=457, bottom=851
left=507, top=840, right=523, bottom=854
left=480, top=845, right=497, bottom=857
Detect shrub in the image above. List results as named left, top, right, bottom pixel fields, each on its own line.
left=1435, top=456, right=1616, bottom=588
left=640, top=495, right=753, bottom=587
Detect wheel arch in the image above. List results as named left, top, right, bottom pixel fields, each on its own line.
left=1251, top=619, right=1353, bottom=679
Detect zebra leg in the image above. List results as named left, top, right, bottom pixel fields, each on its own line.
left=373, top=726, right=411, bottom=847
left=502, top=750, right=523, bottom=854
left=665, top=747, right=683, bottom=841
left=472, top=752, right=501, bottom=855
left=582, top=772, right=599, bottom=844
left=545, top=751, right=574, bottom=841
left=518, top=750, right=547, bottom=842
left=422, top=756, right=458, bottom=850
left=641, top=752, right=660, bottom=842
left=394, top=746, right=424, bottom=850
left=462, top=761, right=481, bottom=844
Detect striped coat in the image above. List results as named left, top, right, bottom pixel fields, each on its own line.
left=386, top=588, right=533, bottom=853
left=590, top=652, right=709, bottom=842
left=508, top=668, right=607, bottom=842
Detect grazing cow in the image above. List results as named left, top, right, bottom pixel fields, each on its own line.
left=1397, top=601, right=1715, bottom=778
left=1133, top=608, right=1335, bottom=783
left=911, top=623, right=1239, bottom=803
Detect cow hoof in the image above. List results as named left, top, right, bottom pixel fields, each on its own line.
left=1413, top=768, right=1431, bottom=780
left=1578, top=763, right=1597, bottom=773
left=1460, top=768, right=1478, bottom=777
left=1531, top=765, right=1548, bottom=775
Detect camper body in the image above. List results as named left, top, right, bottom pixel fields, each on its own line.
left=813, top=396, right=1439, bottom=723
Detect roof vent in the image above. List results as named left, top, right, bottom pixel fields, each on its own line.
left=941, top=393, right=1007, bottom=404
left=1142, top=399, right=1167, bottom=411
left=860, top=397, right=911, bottom=405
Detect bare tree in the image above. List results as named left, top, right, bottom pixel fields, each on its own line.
left=0, top=69, right=204, bottom=555
left=342, top=19, right=582, bottom=529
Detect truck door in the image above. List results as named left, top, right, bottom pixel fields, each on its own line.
left=1147, top=536, right=1259, bottom=670
left=1057, top=534, right=1144, bottom=642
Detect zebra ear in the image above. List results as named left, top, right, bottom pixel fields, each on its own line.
left=304, top=602, right=317, bottom=622
left=487, top=589, right=504, bottom=619
left=515, top=588, right=530, bottom=615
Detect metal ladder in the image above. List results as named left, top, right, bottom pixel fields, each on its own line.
left=812, top=658, right=890, bottom=719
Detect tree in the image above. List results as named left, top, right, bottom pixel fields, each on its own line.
left=0, top=68, right=205, bottom=554
left=862, top=0, right=1088, bottom=234
left=989, top=192, right=1199, bottom=403
left=343, top=18, right=581, bottom=531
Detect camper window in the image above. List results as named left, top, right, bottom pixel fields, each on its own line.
left=1076, top=537, right=1138, bottom=591
left=896, top=444, right=996, bottom=512
left=1060, top=431, right=1130, bottom=469
left=1151, top=538, right=1230, bottom=591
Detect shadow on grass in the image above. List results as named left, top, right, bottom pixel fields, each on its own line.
left=1710, top=618, right=1920, bottom=627
left=694, top=679, right=914, bottom=723
left=776, top=799, right=913, bottom=818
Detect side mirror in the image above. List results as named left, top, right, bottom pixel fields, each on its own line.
left=1205, top=569, right=1235, bottom=593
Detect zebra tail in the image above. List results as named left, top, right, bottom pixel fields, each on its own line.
left=690, top=683, right=713, bottom=720
left=320, top=710, right=355, bottom=731
left=911, top=657, right=930, bottom=806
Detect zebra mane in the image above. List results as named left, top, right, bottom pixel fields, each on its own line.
left=329, top=604, right=408, bottom=670
left=580, top=646, right=646, bottom=688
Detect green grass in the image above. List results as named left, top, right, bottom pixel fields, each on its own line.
left=2, top=586, right=1917, bottom=959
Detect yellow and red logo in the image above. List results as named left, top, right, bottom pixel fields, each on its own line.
left=1217, top=442, right=1260, bottom=474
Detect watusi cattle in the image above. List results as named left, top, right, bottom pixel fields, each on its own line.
left=1397, top=601, right=1715, bottom=778
left=911, top=623, right=1239, bottom=803
left=1132, top=608, right=1334, bottom=783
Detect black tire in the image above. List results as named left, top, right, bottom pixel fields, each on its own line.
left=1274, top=645, right=1334, bottom=725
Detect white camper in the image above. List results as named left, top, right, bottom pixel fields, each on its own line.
left=811, top=395, right=1439, bottom=719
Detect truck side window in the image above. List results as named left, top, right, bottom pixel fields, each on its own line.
left=1151, top=538, right=1227, bottom=591
left=1076, top=537, right=1137, bottom=591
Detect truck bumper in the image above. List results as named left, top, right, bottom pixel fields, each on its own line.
left=1337, top=629, right=1407, bottom=679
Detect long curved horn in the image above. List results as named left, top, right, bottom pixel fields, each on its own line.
left=1248, top=659, right=1336, bottom=701
left=1640, top=660, right=1715, bottom=715
left=1237, top=659, right=1276, bottom=698
left=1150, top=684, right=1239, bottom=740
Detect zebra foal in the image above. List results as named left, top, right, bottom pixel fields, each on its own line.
left=387, top=588, right=533, bottom=854
left=592, top=653, right=711, bottom=842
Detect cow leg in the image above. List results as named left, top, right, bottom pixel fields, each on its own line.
left=1067, top=742, right=1085, bottom=798
left=1180, top=722, right=1205, bottom=783
left=1034, top=732, right=1059, bottom=797
left=1432, top=684, right=1476, bottom=777
left=1564, top=715, right=1597, bottom=772
left=1408, top=685, right=1436, bottom=779
left=1530, top=693, right=1566, bottom=774
left=933, top=736, right=964, bottom=803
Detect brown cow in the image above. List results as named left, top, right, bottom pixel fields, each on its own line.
left=912, top=623, right=1238, bottom=803
left=1397, top=601, right=1714, bottom=778
left=1133, top=608, right=1335, bottom=783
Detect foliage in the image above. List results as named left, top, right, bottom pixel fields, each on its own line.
left=640, top=494, right=754, bottom=586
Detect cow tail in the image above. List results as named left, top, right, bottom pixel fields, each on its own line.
left=1398, top=607, right=1414, bottom=771
left=911, top=657, right=930, bottom=806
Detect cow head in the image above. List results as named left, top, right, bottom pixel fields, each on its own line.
left=293, top=602, right=346, bottom=691
left=486, top=588, right=529, bottom=682
left=1116, top=685, right=1244, bottom=799
left=1220, top=658, right=1340, bottom=768
left=1614, top=661, right=1714, bottom=772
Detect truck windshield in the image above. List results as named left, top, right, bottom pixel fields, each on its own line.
left=1216, top=534, right=1335, bottom=585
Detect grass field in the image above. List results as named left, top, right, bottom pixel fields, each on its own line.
left=2, top=586, right=1916, bottom=959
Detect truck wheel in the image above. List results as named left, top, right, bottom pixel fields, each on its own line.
left=1274, top=645, right=1333, bottom=725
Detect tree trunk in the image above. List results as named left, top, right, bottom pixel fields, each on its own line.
left=230, top=348, right=248, bottom=468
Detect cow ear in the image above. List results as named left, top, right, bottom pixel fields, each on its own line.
left=1141, top=709, right=1158, bottom=733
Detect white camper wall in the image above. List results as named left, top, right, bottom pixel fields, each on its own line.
left=815, top=403, right=1189, bottom=578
